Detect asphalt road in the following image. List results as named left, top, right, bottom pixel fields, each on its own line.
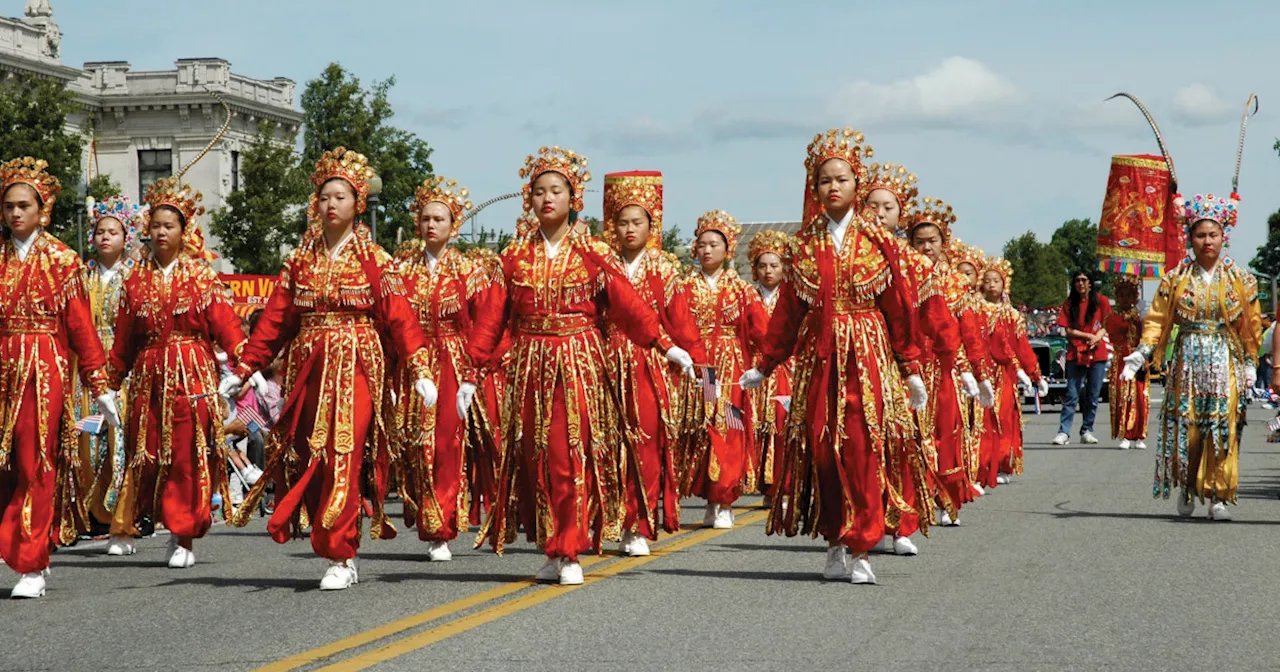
left=6, top=396, right=1280, bottom=672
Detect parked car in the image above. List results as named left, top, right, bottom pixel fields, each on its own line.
left=1022, top=335, right=1111, bottom=406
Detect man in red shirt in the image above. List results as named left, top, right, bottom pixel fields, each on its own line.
left=1052, top=272, right=1112, bottom=445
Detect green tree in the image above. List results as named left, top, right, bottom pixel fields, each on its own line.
left=1249, top=209, right=1280, bottom=279
left=0, top=74, right=83, bottom=245
left=299, top=64, right=433, bottom=249
left=86, top=174, right=121, bottom=201
left=209, top=121, right=306, bottom=274
left=1002, top=231, right=1068, bottom=309
left=1049, top=218, right=1112, bottom=296
left=455, top=227, right=514, bottom=254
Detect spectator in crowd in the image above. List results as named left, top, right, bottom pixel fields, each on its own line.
left=1260, top=313, right=1275, bottom=407
left=1052, top=272, right=1112, bottom=445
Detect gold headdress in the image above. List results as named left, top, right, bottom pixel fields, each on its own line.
left=863, top=162, right=919, bottom=213
left=802, top=127, right=873, bottom=224
left=0, top=157, right=61, bottom=223
left=141, top=177, right=215, bottom=262
left=985, top=255, right=1013, bottom=287
left=413, top=175, right=473, bottom=239
left=602, top=170, right=663, bottom=251
left=694, top=210, right=742, bottom=257
left=948, top=239, right=986, bottom=273
left=308, top=147, right=375, bottom=222
left=905, top=196, right=957, bottom=243
left=519, top=146, right=591, bottom=214
left=747, top=229, right=790, bottom=264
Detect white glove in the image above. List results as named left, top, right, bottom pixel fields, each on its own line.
left=415, top=378, right=438, bottom=409
left=96, top=393, right=121, bottom=429
left=1120, top=351, right=1146, bottom=381
left=389, top=388, right=398, bottom=405
left=738, top=368, right=767, bottom=390
left=978, top=380, right=996, bottom=409
left=665, top=346, right=696, bottom=381
left=1037, top=378, right=1049, bottom=398
left=456, top=382, right=477, bottom=419
left=248, top=371, right=268, bottom=393
left=959, top=372, right=980, bottom=398
left=1016, top=369, right=1033, bottom=390
left=218, top=374, right=244, bottom=398
left=906, top=374, right=928, bottom=411
left=1244, top=364, right=1258, bottom=389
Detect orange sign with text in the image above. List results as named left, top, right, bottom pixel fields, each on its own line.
left=219, top=274, right=277, bottom=317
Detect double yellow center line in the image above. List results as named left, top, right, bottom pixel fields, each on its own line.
left=257, top=507, right=770, bottom=671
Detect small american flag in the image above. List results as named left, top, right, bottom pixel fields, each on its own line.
left=1268, top=416, right=1280, bottom=433
left=770, top=395, right=792, bottom=412
left=699, top=366, right=719, bottom=403
left=75, top=414, right=105, bottom=435
left=726, top=404, right=745, bottom=432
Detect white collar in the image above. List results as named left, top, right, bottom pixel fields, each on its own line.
left=540, top=229, right=564, bottom=259
left=702, top=268, right=723, bottom=289
left=12, top=230, right=39, bottom=261
left=825, top=208, right=854, bottom=250
left=424, top=248, right=441, bottom=272
left=624, top=252, right=645, bottom=281
left=327, top=230, right=355, bottom=260
left=157, top=255, right=179, bottom=280
left=758, top=284, right=777, bottom=301
left=98, top=259, right=122, bottom=282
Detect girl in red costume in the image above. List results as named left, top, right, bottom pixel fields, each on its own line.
left=741, top=129, right=927, bottom=585
left=1105, top=274, right=1148, bottom=450
left=390, top=176, right=504, bottom=562
left=978, top=257, right=1046, bottom=488
left=0, top=157, right=119, bottom=599
left=683, top=211, right=768, bottom=531
left=107, top=177, right=246, bottom=569
left=747, top=230, right=792, bottom=510
left=478, top=147, right=692, bottom=585
left=601, top=171, right=705, bottom=556
left=227, top=148, right=437, bottom=591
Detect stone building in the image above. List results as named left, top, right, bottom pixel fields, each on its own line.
left=0, top=1, right=302, bottom=271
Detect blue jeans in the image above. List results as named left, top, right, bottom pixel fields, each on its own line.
left=1058, top=360, right=1106, bottom=435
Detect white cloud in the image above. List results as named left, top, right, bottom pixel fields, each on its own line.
left=826, top=57, right=1022, bottom=127
left=1170, top=84, right=1234, bottom=126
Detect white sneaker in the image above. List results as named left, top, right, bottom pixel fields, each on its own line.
left=167, top=545, right=196, bottom=569
left=105, top=535, right=135, bottom=556
left=893, top=536, right=919, bottom=556
left=996, top=475, right=1011, bottom=485
left=242, top=465, right=264, bottom=486
left=712, top=506, right=734, bottom=530
left=535, top=557, right=562, bottom=582
left=10, top=572, right=45, bottom=599
left=850, top=556, right=876, bottom=585
left=702, top=502, right=716, bottom=526
left=1135, top=440, right=1147, bottom=450
left=1082, top=431, right=1099, bottom=444
left=319, top=559, right=358, bottom=590
left=426, top=541, right=452, bottom=562
left=823, top=546, right=849, bottom=580
left=1118, top=439, right=1131, bottom=450
left=1051, top=432, right=1070, bottom=446
left=938, top=508, right=959, bottom=527
left=558, top=561, right=584, bottom=585
left=627, top=536, right=650, bottom=557
left=1176, top=497, right=1195, bottom=518
left=971, top=483, right=986, bottom=496
left=1208, top=502, right=1232, bottom=521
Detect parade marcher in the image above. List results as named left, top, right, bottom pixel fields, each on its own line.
left=105, top=177, right=246, bottom=568
left=477, top=147, right=693, bottom=585
left=949, top=241, right=994, bottom=495
left=465, top=248, right=508, bottom=531
left=903, top=197, right=997, bottom=527
left=0, top=157, right=119, bottom=598
left=1104, top=274, right=1148, bottom=450
left=226, top=148, right=439, bottom=590
left=600, top=171, right=706, bottom=556
left=683, top=210, right=767, bottom=530
left=978, top=256, right=1047, bottom=488
left=390, top=176, right=504, bottom=562
left=747, top=229, right=792, bottom=510
left=79, top=196, right=140, bottom=552
left=741, top=128, right=928, bottom=585
left=1051, top=272, right=1112, bottom=445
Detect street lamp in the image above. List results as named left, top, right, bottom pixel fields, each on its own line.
left=367, top=174, right=383, bottom=243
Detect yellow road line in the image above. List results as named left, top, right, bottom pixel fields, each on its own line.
left=257, top=507, right=762, bottom=672
left=319, top=509, right=770, bottom=671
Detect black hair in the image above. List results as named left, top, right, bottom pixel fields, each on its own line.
left=1067, top=271, right=1100, bottom=327
left=1, top=183, right=45, bottom=239
left=151, top=204, right=188, bottom=230
left=699, top=230, right=729, bottom=248
left=247, top=308, right=265, bottom=333
left=908, top=222, right=942, bottom=243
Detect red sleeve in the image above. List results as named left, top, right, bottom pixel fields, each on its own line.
left=876, top=278, right=923, bottom=377
left=377, top=290, right=428, bottom=363
left=1010, top=317, right=1041, bottom=380
left=756, top=279, right=808, bottom=374
left=204, top=290, right=247, bottom=366
left=236, top=267, right=301, bottom=377
left=107, top=281, right=139, bottom=389
left=1054, top=302, right=1070, bottom=329
left=601, top=267, right=666, bottom=351
left=464, top=280, right=507, bottom=383
left=957, top=306, right=993, bottom=379
left=662, top=279, right=707, bottom=364
left=741, top=285, right=770, bottom=360
left=1097, top=295, right=1112, bottom=327
left=920, top=294, right=961, bottom=359
left=63, top=286, right=109, bottom=396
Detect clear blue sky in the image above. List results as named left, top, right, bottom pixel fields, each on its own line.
left=48, top=0, right=1280, bottom=268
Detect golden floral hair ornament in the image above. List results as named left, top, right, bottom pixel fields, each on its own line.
left=747, top=229, right=790, bottom=265
left=1113, top=272, right=1142, bottom=289
left=519, top=146, right=591, bottom=214
left=143, top=177, right=205, bottom=233
left=863, top=162, right=919, bottom=214
left=948, top=239, right=985, bottom=273
left=414, top=175, right=473, bottom=239
left=985, top=255, right=1014, bottom=293
left=88, top=195, right=142, bottom=267
left=308, top=147, right=375, bottom=222
left=906, top=196, right=957, bottom=244
left=802, top=127, right=873, bottom=224
left=602, top=170, right=664, bottom=251
left=694, top=209, right=742, bottom=257
left=0, top=156, right=61, bottom=224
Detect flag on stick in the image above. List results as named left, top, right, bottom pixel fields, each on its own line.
left=726, top=404, right=745, bottom=432
left=75, top=414, right=105, bottom=435
left=698, top=365, right=718, bottom=402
